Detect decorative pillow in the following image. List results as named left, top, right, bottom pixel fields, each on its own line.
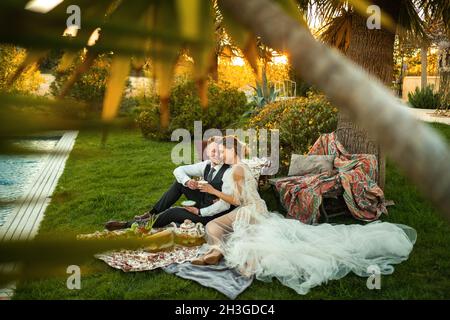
left=288, top=154, right=335, bottom=176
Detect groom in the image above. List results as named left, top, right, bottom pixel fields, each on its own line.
left=104, top=136, right=234, bottom=230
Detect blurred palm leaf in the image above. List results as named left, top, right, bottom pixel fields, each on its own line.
left=188, top=0, right=216, bottom=107
left=1, top=0, right=307, bottom=132
left=56, top=51, right=78, bottom=73
left=152, top=1, right=182, bottom=129
left=275, top=0, right=308, bottom=27
left=177, top=0, right=201, bottom=40
left=101, top=55, right=130, bottom=122
left=0, top=93, right=133, bottom=150
left=0, top=236, right=174, bottom=287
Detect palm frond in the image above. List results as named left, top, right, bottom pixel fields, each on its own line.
left=416, top=0, right=450, bottom=32
left=397, top=0, right=427, bottom=44
left=317, top=9, right=352, bottom=52
left=0, top=235, right=175, bottom=286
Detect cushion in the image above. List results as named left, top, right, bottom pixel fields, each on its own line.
left=288, top=154, right=335, bottom=176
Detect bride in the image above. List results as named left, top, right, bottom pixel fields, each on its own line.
left=193, top=135, right=417, bottom=295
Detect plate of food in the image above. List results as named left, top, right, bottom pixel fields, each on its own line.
left=181, top=200, right=196, bottom=207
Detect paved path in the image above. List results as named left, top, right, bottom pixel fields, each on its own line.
left=0, top=131, right=78, bottom=299
left=405, top=107, right=450, bottom=125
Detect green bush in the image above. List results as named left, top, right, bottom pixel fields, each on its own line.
left=39, top=49, right=63, bottom=73
left=0, top=44, right=44, bottom=94
left=50, top=53, right=132, bottom=113
left=408, top=85, right=442, bottom=109
left=135, top=106, right=164, bottom=139
left=248, top=93, right=338, bottom=168
left=135, top=80, right=249, bottom=139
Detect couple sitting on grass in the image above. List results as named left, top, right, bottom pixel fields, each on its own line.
left=105, top=135, right=417, bottom=295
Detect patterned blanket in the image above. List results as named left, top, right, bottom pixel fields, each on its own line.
left=96, top=246, right=201, bottom=272
left=275, top=132, right=387, bottom=224
left=77, top=229, right=203, bottom=272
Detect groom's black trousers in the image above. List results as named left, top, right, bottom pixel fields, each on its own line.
left=133, top=181, right=229, bottom=228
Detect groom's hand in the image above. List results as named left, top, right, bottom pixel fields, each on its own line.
left=184, top=206, right=200, bottom=215
left=185, top=179, right=198, bottom=190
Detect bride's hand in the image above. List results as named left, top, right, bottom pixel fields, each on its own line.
left=198, top=183, right=217, bottom=195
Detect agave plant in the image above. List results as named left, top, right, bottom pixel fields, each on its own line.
left=250, top=82, right=279, bottom=108
left=246, top=64, right=280, bottom=117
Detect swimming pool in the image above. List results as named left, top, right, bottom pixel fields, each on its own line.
left=0, top=138, right=59, bottom=226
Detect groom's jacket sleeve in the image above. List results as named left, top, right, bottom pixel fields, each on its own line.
left=199, top=168, right=233, bottom=217
left=173, top=161, right=208, bottom=186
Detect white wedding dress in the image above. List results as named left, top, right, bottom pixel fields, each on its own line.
left=219, top=163, right=417, bottom=295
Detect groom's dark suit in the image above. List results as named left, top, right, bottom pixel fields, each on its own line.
left=137, top=161, right=234, bottom=228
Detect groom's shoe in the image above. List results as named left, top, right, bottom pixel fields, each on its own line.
left=104, top=220, right=131, bottom=231
left=134, top=209, right=156, bottom=220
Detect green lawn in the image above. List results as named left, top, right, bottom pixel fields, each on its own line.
left=13, top=123, right=450, bottom=299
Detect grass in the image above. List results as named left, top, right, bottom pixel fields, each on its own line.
left=12, top=123, right=450, bottom=299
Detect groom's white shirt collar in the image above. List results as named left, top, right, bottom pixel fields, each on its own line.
left=209, top=161, right=223, bottom=175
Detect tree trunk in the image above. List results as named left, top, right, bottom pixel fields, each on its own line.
left=337, top=2, right=401, bottom=190
left=421, top=45, right=428, bottom=89
left=210, top=52, right=219, bottom=81
left=438, top=44, right=450, bottom=112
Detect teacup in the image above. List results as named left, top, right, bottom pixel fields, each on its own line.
left=181, top=200, right=196, bottom=207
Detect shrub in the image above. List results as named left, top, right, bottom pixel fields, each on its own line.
left=135, top=106, right=167, bottom=140
left=135, top=80, right=249, bottom=139
left=408, top=85, right=442, bottom=109
left=50, top=52, right=132, bottom=113
left=0, top=44, right=44, bottom=94
left=248, top=93, right=338, bottom=168
left=39, top=49, right=63, bottom=73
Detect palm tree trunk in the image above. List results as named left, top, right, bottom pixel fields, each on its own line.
left=337, top=3, right=401, bottom=190
left=210, top=52, right=219, bottom=81
left=421, top=45, right=428, bottom=89
left=438, top=44, right=450, bottom=112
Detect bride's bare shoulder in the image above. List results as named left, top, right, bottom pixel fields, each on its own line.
left=232, top=164, right=246, bottom=182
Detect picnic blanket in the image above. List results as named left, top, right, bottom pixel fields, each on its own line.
left=275, top=132, right=387, bottom=224
left=96, top=246, right=200, bottom=272
left=84, top=230, right=254, bottom=299
left=163, top=244, right=254, bottom=299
